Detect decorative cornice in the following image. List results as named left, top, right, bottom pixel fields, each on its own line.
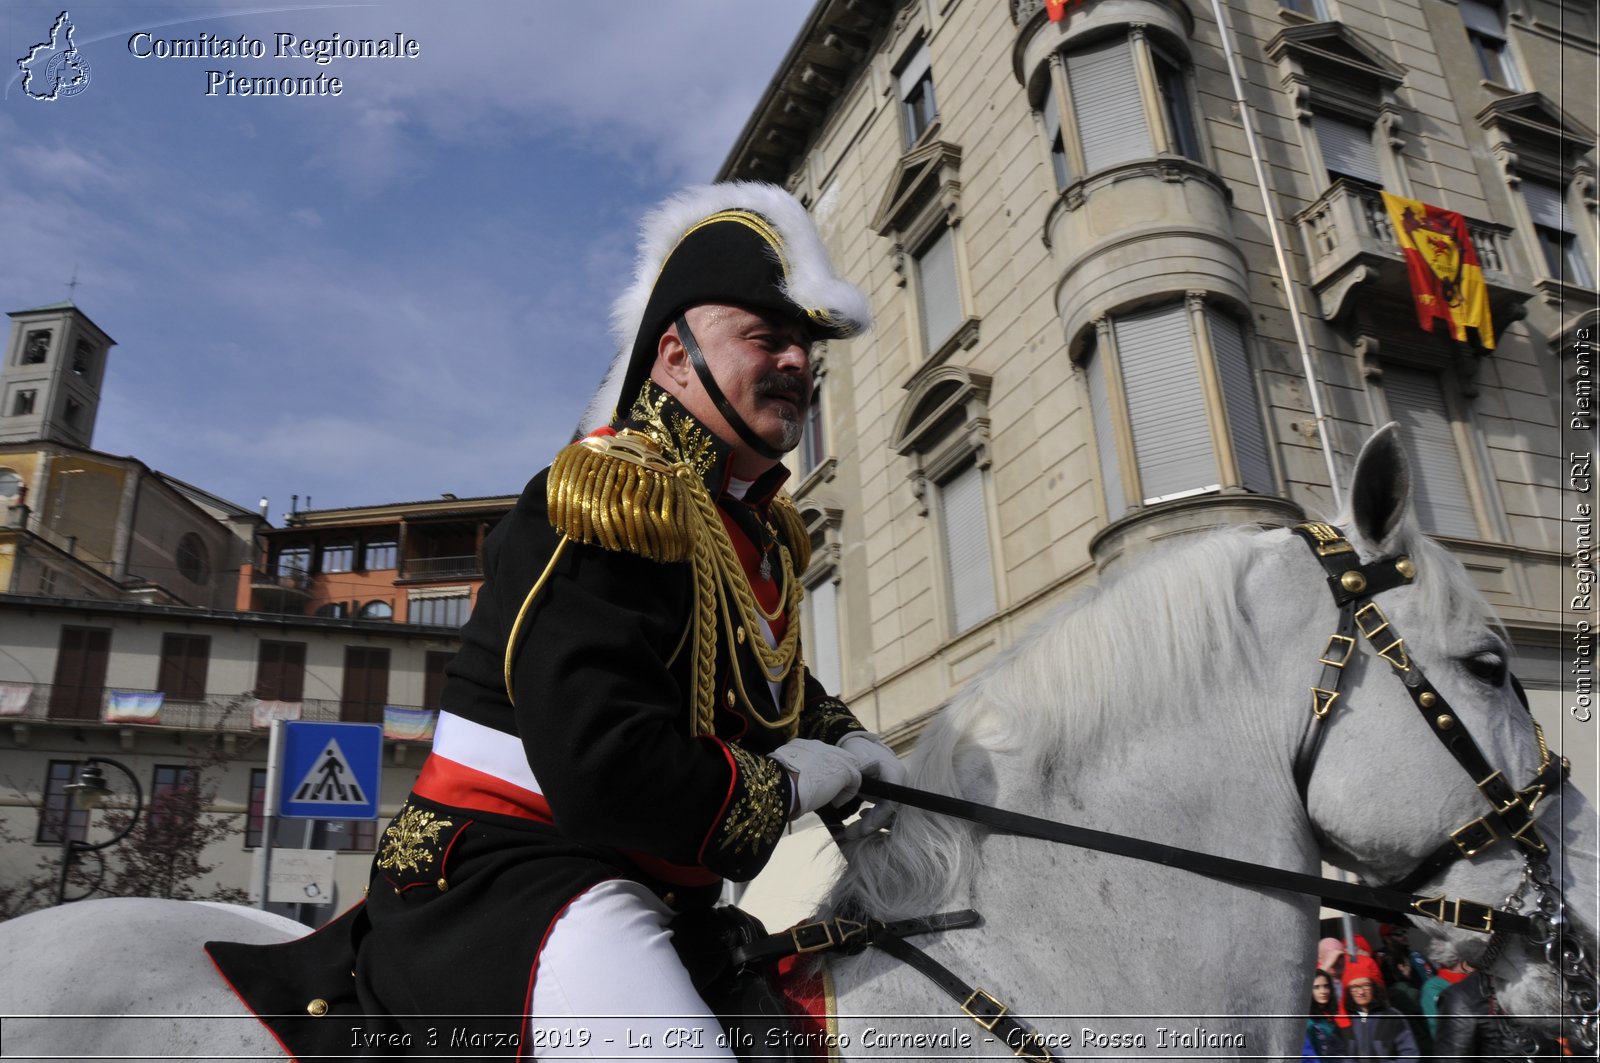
left=718, top=0, right=901, bottom=183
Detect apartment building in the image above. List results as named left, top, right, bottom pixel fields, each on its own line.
left=717, top=0, right=1594, bottom=777
left=0, top=303, right=509, bottom=919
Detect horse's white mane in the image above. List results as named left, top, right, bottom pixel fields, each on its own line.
left=830, top=515, right=1496, bottom=920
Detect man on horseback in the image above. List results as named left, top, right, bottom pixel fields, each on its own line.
left=208, top=182, right=905, bottom=1057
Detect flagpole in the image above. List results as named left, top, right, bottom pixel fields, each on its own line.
left=1206, top=0, right=1343, bottom=499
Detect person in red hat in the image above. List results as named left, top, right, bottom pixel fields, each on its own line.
left=1342, top=955, right=1421, bottom=1061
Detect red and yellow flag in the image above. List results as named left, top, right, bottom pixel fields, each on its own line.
left=1045, top=0, right=1071, bottom=20
left=1382, top=192, right=1494, bottom=349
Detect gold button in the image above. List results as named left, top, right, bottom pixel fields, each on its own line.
left=662, top=891, right=677, bottom=907
left=1419, top=692, right=1437, bottom=708
left=1436, top=714, right=1456, bottom=731
left=1340, top=571, right=1367, bottom=594
left=436, top=878, right=448, bottom=892
left=735, top=626, right=746, bottom=644
left=1395, top=557, right=1416, bottom=579
left=726, top=689, right=736, bottom=707
left=307, top=999, right=329, bottom=1017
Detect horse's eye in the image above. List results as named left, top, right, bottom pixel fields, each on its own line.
left=1461, top=651, right=1507, bottom=687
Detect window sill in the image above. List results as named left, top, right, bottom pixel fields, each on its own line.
left=1535, top=277, right=1599, bottom=308
left=1276, top=8, right=1326, bottom=26
left=1477, top=78, right=1522, bottom=98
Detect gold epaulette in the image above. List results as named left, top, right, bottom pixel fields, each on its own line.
left=770, top=493, right=811, bottom=574
left=547, top=432, right=693, bottom=562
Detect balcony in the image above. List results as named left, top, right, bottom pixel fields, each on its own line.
left=1294, top=179, right=1533, bottom=328
left=398, top=554, right=482, bottom=582
left=0, top=683, right=438, bottom=739
left=249, top=565, right=311, bottom=612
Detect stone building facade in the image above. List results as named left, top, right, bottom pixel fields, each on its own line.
left=717, top=0, right=1596, bottom=783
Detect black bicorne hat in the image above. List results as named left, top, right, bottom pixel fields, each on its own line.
left=580, top=182, right=872, bottom=434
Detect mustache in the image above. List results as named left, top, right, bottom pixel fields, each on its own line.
left=754, top=375, right=808, bottom=405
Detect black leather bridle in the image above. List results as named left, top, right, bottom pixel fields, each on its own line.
left=818, top=521, right=1597, bottom=1055
left=1285, top=520, right=1596, bottom=1049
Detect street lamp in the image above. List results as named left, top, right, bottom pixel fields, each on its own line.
left=54, top=756, right=143, bottom=906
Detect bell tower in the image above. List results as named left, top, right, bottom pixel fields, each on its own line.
left=0, top=303, right=115, bottom=447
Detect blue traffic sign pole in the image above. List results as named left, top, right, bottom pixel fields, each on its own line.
left=256, top=721, right=383, bottom=911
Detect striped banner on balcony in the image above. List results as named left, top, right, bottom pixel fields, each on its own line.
left=383, top=705, right=438, bottom=742
left=105, top=691, right=163, bottom=723
left=0, top=682, right=33, bottom=716
left=251, top=699, right=304, bottom=729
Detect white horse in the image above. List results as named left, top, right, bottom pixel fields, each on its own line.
left=1, top=426, right=1593, bottom=1061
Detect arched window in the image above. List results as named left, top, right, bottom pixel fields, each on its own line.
left=359, top=600, right=393, bottom=621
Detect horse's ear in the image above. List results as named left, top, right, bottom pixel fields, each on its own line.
left=1347, top=423, right=1412, bottom=552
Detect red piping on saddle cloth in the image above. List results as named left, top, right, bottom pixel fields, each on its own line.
left=775, top=955, right=841, bottom=1063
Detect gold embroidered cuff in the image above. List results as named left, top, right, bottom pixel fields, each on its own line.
left=714, top=745, right=789, bottom=868
left=798, top=696, right=865, bottom=746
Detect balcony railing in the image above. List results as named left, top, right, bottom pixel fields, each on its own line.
left=400, top=555, right=481, bottom=580
left=1295, top=179, right=1527, bottom=321
left=250, top=567, right=311, bottom=592
left=0, top=683, right=438, bottom=738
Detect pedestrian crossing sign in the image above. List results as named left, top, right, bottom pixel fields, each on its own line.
left=278, top=721, right=382, bottom=820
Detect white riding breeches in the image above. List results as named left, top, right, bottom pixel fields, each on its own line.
left=530, top=878, right=737, bottom=1060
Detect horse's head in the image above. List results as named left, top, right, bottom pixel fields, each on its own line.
left=1294, top=425, right=1596, bottom=1040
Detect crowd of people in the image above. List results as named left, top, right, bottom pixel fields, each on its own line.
left=1305, top=924, right=1565, bottom=1062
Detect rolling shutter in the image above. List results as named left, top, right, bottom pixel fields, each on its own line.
left=915, top=227, right=962, bottom=353
left=1066, top=37, right=1152, bottom=173
left=938, top=462, right=997, bottom=634
left=1523, top=179, right=1570, bottom=232
left=1382, top=365, right=1479, bottom=538
left=1315, top=114, right=1382, bottom=185
left=1113, top=305, right=1219, bottom=502
left=1207, top=310, right=1274, bottom=495
left=805, top=577, right=843, bottom=696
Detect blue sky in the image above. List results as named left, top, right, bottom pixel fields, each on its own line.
left=1, top=2, right=812, bottom=517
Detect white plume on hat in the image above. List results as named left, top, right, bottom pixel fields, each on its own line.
left=579, top=182, right=871, bottom=435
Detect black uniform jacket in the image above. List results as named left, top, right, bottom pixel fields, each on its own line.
left=206, top=387, right=866, bottom=1058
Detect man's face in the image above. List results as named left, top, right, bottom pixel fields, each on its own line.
left=1347, top=980, right=1375, bottom=1007
left=657, top=303, right=813, bottom=474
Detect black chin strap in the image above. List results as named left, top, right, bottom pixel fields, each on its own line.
left=676, top=313, right=784, bottom=461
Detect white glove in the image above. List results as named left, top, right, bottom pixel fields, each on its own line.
left=838, top=731, right=907, bottom=838
left=768, top=738, right=862, bottom=819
